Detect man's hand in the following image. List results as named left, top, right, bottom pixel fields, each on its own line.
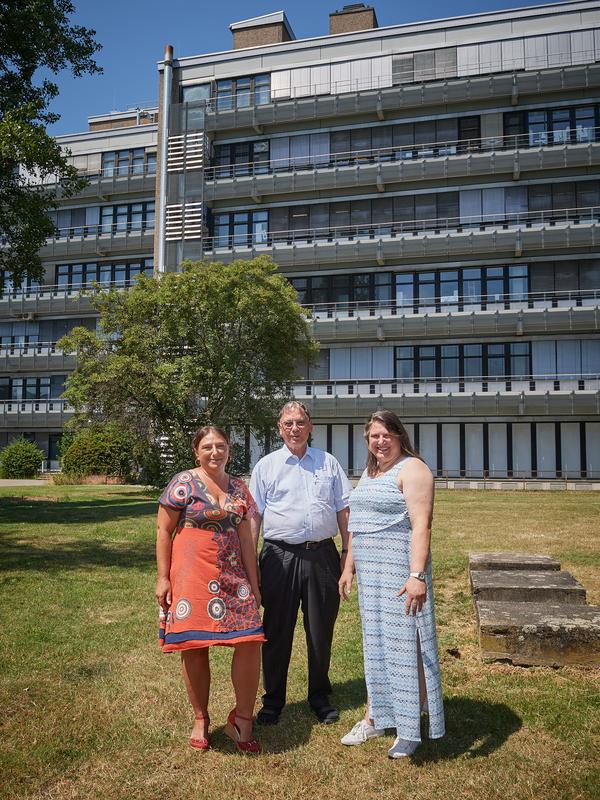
left=339, top=568, right=354, bottom=600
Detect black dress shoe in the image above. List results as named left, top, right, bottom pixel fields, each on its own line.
left=256, top=706, right=280, bottom=725
left=312, top=704, right=339, bottom=724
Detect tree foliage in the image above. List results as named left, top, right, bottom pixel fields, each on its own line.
left=61, top=423, right=133, bottom=478
left=0, top=436, right=45, bottom=478
left=0, top=0, right=102, bottom=284
left=59, top=257, right=318, bottom=484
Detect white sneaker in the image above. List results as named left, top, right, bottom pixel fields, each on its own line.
left=388, top=736, right=420, bottom=758
left=340, top=719, right=385, bottom=746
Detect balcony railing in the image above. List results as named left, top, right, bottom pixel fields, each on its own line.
left=0, top=398, right=70, bottom=411
left=204, top=126, right=600, bottom=181
left=295, top=373, right=600, bottom=396
left=205, top=205, right=600, bottom=252
left=0, top=278, right=144, bottom=300
left=303, top=288, right=600, bottom=319
left=51, top=222, right=155, bottom=241
left=204, top=48, right=600, bottom=115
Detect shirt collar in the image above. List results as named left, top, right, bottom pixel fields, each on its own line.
left=282, top=444, right=314, bottom=464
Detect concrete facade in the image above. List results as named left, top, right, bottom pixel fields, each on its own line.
left=157, top=0, right=600, bottom=479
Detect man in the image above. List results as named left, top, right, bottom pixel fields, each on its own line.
left=249, top=401, right=352, bottom=725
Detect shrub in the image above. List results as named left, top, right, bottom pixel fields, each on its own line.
left=61, top=424, right=133, bottom=478
left=0, top=437, right=45, bottom=479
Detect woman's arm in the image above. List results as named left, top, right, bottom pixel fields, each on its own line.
left=397, top=459, right=434, bottom=615
left=155, top=505, right=180, bottom=612
left=238, top=519, right=262, bottom=607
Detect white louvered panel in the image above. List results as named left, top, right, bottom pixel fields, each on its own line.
left=167, top=134, right=186, bottom=172
left=184, top=202, right=204, bottom=240
left=184, top=133, right=205, bottom=170
left=167, top=133, right=205, bottom=173
left=165, top=203, right=184, bottom=241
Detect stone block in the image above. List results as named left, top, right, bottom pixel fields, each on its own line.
left=477, top=601, right=600, bottom=666
left=471, top=570, right=586, bottom=605
left=469, top=552, right=561, bottom=572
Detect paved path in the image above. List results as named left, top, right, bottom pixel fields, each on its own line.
left=0, top=479, right=48, bottom=487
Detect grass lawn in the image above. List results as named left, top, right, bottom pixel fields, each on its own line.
left=1, top=485, right=599, bottom=800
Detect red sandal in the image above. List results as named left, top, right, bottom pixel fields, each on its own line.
left=224, top=708, right=261, bottom=754
left=189, top=713, right=210, bottom=751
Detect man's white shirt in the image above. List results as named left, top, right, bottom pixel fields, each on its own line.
left=249, top=445, right=352, bottom=544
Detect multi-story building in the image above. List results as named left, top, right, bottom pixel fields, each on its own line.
left=0, top=107, right=158, bottom=468
left=2, top=1, right=599, bottom=480
left=156, top=0, right=600, bottom=479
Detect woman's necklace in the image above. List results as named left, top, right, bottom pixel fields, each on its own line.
left=375, top=455, right=404, bottom=477
left=196, top=467, right=229, bottom=495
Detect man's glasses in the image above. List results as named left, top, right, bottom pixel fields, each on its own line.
left=281, top=419, right=309, bottom=430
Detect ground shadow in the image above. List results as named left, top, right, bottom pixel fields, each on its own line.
left=207, top=677, right=368, bottom=754
left=413, top=696, right=522, bottom=764
left=208, top=688, right=521, bottom=757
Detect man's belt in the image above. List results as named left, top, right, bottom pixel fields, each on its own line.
left=264, top=538, right=333, bottom=551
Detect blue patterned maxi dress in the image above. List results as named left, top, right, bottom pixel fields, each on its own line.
left=348, top=458, right=445, bottom=742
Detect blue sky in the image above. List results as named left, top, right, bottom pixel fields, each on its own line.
left=49, top=0, right=547, bottom=136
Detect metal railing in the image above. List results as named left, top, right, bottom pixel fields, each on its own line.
left=206, top=205, right=600, bottom=251
left=0, top=278, right=143, bottom=298
left=0, top=399, right=70, bottom=410
left=39, top=163, right=157, bottom=187
left=295, top=373, right=600, bottom=396
left=0, top=341, right=66, bottom=355
left=303, top=288, right=600, bottom=318
left=204, top=126, right=600, bottom=181
left=50, top=221, right=155, bottom=241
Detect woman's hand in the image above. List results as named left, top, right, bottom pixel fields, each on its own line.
left=252, top=585, right=262, bottom=608
left=398, top=576, right=427, bottom=615
left=339, top=568, right=354, bottom=600
left=155, top=576, right=172, bottom=613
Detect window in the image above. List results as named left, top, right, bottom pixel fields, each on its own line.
left=214, top=74, right=270, bottom=111
left=212, top=140, right=270, bottom=177
left=55, top=259, right=152, bottom=289
left=101, top=149, right=156, bottom=177
left=291, top=272, right=392, bottom=309
left=98, top=202, right=155, bottom=234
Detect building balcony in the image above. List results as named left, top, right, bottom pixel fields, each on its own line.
left=39, top=224, right=154, bottom=260
left=203, top=129, right=600, bottom=202
left=0, top=343, right=77, bottom=373
left=295, top=374, right=600, bottom=418
left=0, top=399, right=72, bottom=430
left=202, top=63, right=600, bottom=132
left=306, top=289, right=600, bottom=343
left=62, top=167, right=156, bottom=201
left=202, top=206, right=600, bottom=268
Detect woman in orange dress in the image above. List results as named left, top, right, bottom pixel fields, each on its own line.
left=155, top=425, right=265, bottom=753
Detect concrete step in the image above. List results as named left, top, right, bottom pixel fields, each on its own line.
left=471, top=569, right=586, bottom=605
left=469, top=552, right=560, bottom=572
left=476, top=601, right=600, bottom=666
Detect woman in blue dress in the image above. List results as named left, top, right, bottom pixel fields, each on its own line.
left=339, top=410, right=445, bottom=758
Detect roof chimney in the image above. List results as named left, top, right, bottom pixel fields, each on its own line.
left=230, top=11, right=296, bottom=49
left=329, top=3, right=378, bottom=35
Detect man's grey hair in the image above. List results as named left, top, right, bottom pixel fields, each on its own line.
left=278, top=400, right=312, bottom=422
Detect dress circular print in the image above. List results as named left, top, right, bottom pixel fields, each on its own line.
left=158, top=470, right=265, bottom=652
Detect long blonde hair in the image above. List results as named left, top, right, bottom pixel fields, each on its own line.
left=364, top=410, right=421, bottom=477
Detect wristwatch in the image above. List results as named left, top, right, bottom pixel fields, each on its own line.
left=409, top=571, right=427, bottom=582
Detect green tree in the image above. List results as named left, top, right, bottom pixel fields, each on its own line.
left=0, top=436, right=45, bottom=478
left=59, top=257, right=318, bottom=484
left=0, top=0, right=102, bottom=285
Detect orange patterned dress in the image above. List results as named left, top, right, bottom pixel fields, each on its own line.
left=158, top=470, right=265, bottom=652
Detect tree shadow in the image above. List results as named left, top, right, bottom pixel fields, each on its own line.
left=0, top=531, right=155, bottom=573
left=0, top=495, right=157, bottom=527
left=414, top=696, right=522, bottom=764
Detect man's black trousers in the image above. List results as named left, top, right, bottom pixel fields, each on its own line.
left=259, top=538, right=341, bottom=712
